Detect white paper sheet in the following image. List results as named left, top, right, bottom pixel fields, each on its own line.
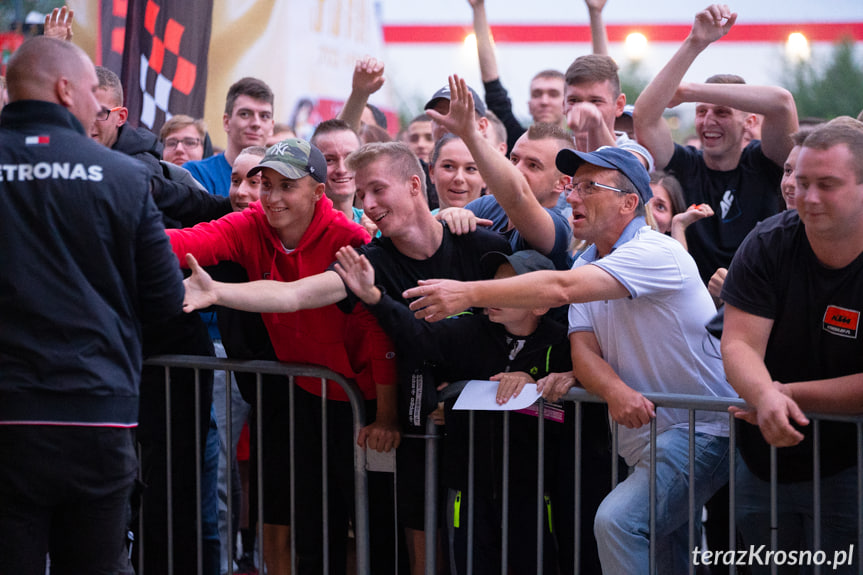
left=452, top=379, right=541, bottom=411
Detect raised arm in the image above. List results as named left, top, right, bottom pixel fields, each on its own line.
left=44, top=6, right=74, bottom=41
left=403, top=264, right=629, bottom=321
left=182, top=254, right=347, bottom=314
left=427, top=75, right=557, bottom=254
left=671, top=82, right=797, bottom=165
left=721, top=303, right=808, bottom=447
left=633, top=4, right=737, bottom=169
left=338, top=56, right=386, bottom=132
left=469, top=0, right=498, bottom=83
left=585, top=0, right=609, bottom=56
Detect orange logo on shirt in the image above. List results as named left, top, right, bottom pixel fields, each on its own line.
left=823, top=305, right=860, bottom=339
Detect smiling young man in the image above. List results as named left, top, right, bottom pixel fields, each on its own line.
left=310, top=118, right=381, bottom=238
left=184, top=77, right=275, bottom=197
left=633, top=4, right=798, bottom=285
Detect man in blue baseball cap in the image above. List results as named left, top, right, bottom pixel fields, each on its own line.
left=403, top=144, right=737, bottom=574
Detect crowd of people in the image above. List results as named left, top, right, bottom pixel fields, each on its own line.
left=2, top=2, right=863, bottom=574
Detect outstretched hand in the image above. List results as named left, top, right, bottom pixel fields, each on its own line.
left=403, top=279, right=472, bottom=322
left=425, top=75, right=479, bottom=140
left=333, top=246, right=381, bottom=305
left=690, top=4, right=737, bottom=47
left=44, top=6, right=74, bottom=41
left=182, top=253, right=218, bottom=313
left=353, top=56, right=385, bottom=97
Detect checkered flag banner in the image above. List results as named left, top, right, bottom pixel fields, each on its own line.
left=115, top=0, right=213, bottom=132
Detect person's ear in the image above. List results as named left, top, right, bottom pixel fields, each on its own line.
left=476, top=116, right=489, bottom=137
left=614, top=92, right=626, bottom=118
left=621, top=192, right=639, bottom=214
left=55, top=77, right=73, bottom=108
left=409, top=174, right=423, bottom=196
left=116, top=106, right=128, bottom=127
left=222, top=112, right=231, bottom=133
left=313, top=182, right=325, bottom=201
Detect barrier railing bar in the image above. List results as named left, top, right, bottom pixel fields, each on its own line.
left=164, top=365, right=174, bottom=575
left=502, top=410, right=510, bottom=575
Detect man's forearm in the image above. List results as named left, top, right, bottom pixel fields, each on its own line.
left=721, top=338, right=776, bottom=407
left=786, top=373, right=863, bottom=414
left=214, top=270, right=347, bottom=314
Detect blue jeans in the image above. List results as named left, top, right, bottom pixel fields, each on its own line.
left=736, top=453, right=859, bottom=574
left=594, top=428, right=729, bottom=575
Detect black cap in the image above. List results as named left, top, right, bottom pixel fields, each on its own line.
left=424, top=84, right=487, bottom=117
left=480, top=250, right=555, bottom=280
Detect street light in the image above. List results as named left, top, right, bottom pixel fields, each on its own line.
left=786, top=32, right=810, bottom=62
left=625, top=32, right=648, bottom=62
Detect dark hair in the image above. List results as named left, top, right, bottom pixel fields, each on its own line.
left=311, top=118, right=358, bottom=147
left=409, top=113, right=431, bottom=125
left=365, top=103, right=388, bottom=129
left=95, top=66, right=123, bottom=106
left=649, top=171, right=686, bottom=217
left=224, top=77, right=274, bottom=116
left=564, top=55, right=620, bottom=96
left=430, top=133, right=462, bottom=168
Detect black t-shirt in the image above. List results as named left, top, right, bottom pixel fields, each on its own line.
left=339, top=223, right=511, bottom=311
left=336, top=222, right=511, bottom=427
left=668, top=141, right=783, bottom=284
left=722, top=210, right=863, bottom=482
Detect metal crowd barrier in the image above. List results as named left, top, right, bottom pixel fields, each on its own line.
left=138, top=356, right=863, bottom=575
left=140, top=355, right=373, bottom=575
left=419, top=386, right=863, bottom=575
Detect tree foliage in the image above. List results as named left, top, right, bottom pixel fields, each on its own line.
left=783, top=38, right=863, bottom=121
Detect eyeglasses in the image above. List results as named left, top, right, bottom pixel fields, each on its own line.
left=565, top=180, right=627, bottom=199
left=164, top=137, right=202, bottom=149
left=96, top=106, right=124, bottom=121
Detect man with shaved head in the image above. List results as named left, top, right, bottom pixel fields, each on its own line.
left=0, top=37, right=184, bottom=572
